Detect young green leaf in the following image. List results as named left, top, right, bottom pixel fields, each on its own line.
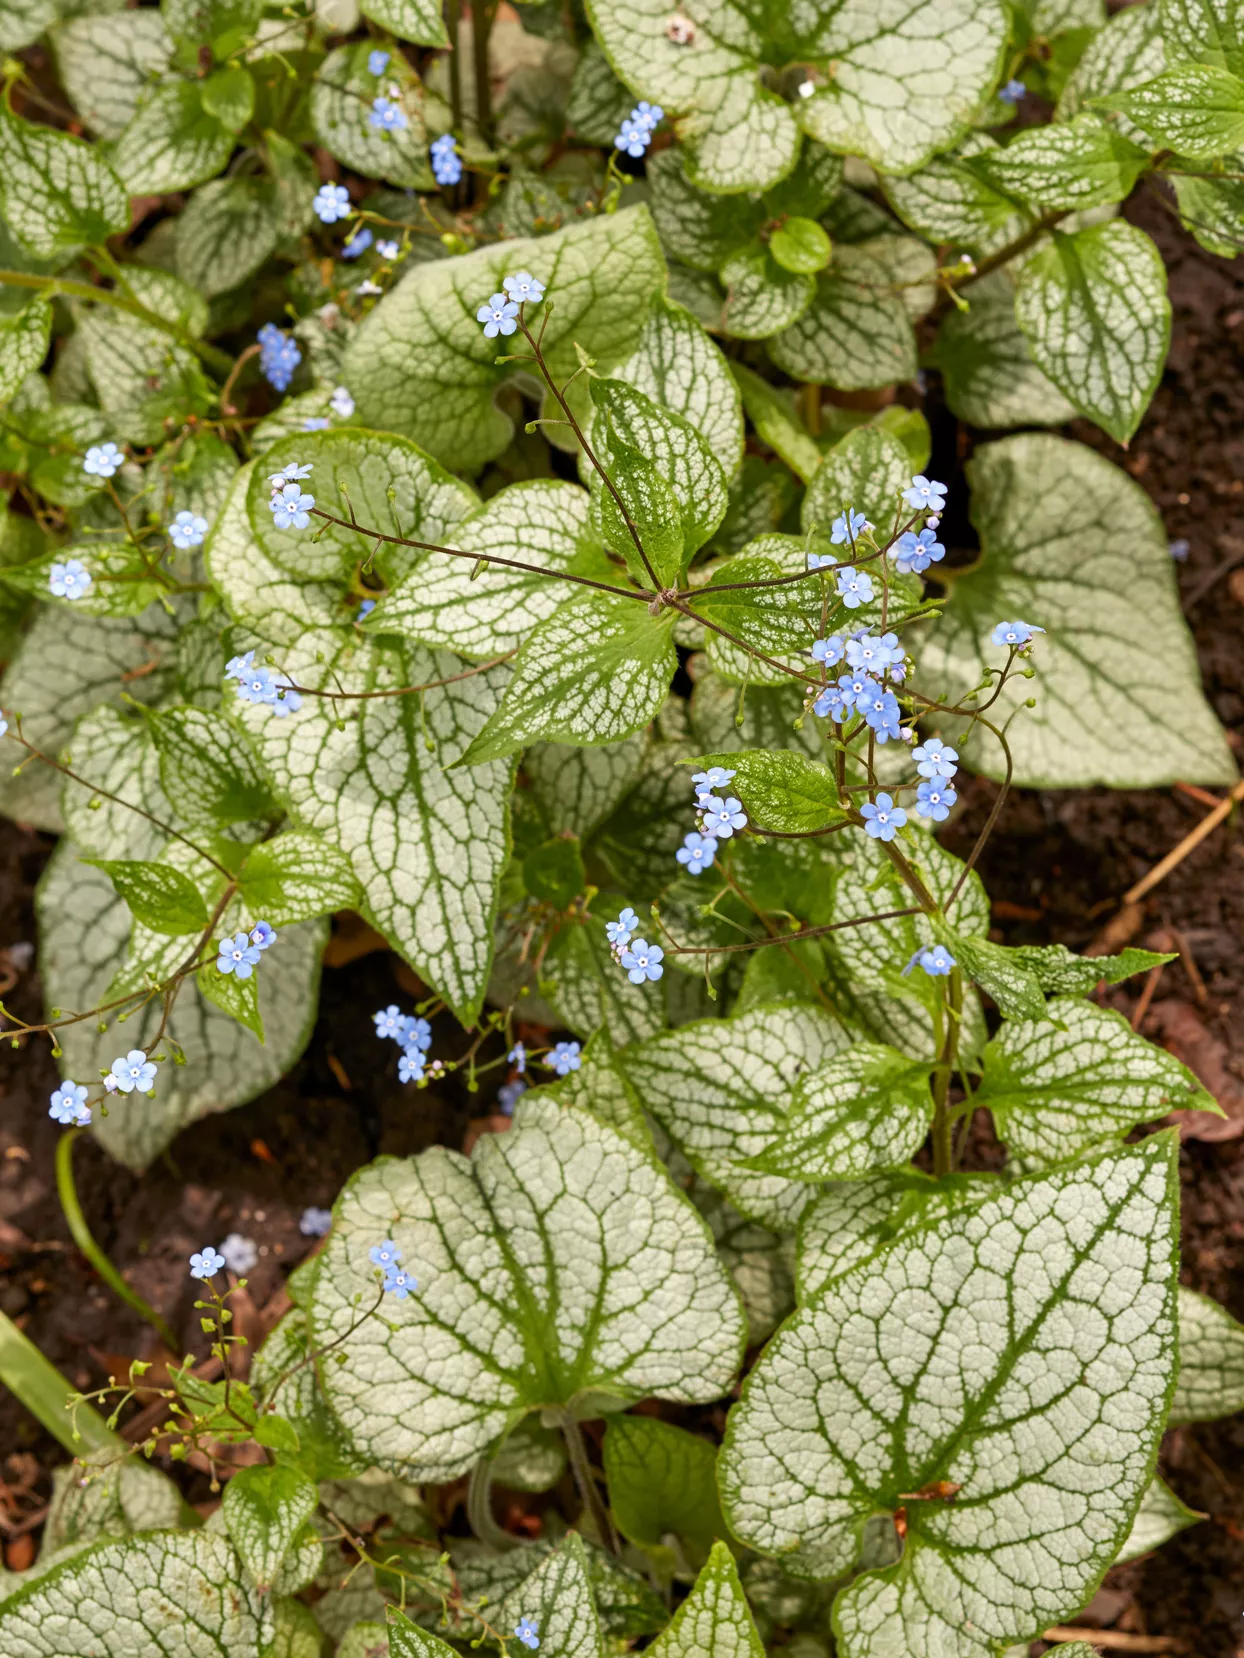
left=343, top=206, right=664, bottom=474
left=591, top=377, right=728, bottom=567
left=969, top=112, right=1148, bottom=212
left=644, top=1541, right=766, bottom=1658
left=976, top=996, right=1216, bottom=1163
left=87, top=857, right=210, bottom=936
left=746, top=1042, right=936, bottom=1181
left=937, top=929, right=1048, bottom=1021
left=201, top=955, right=265, bottom=1042
left=222, top=1464, right=319, bottom=1593
left=147, top=706, right=274, bottom=826
left=308, top=1097, right=745, bottom=1478
left=920, top=433, right=1235, bottom=786
left=770, top=217, right=832, bottom=275
left=603, top=1417, right=727, bottom=1570
left=387, top=1608, right=460, bottom=1658
left=732, top=363, right=822, bottom=483
left=683, top=749, right=846, bottom=835
left=590, top=438, right=684, bottom=589
left=1171, top=1284, right=1244, bottom=1423
left=721, top=1137, right=1179, bottom=1652
left=1004, top=942, right=1175, bottom=995
left=1096, top=62, right=1244, bottom=160
left=1015, top=221, right=1171, bottom=444
left=460, top=593, right=677, bottom=764
left=620, top=1003, right=851, bottom=1230
left=614, top=293, right=745, bottom=478
left=0, top=1531, right=271, bottom=1654
left=0, top=105, right=129, bottom=257
left=236, top=831, right=361, bottom=926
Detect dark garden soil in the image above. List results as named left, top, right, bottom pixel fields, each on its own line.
left=2, top=192, right=1244, bottom=1653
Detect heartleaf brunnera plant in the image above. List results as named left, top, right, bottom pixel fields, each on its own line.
left=2, top=1, right=1244, bottom=1654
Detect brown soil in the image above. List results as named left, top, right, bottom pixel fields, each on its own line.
left=2, top=191, right=1244, bottom=1653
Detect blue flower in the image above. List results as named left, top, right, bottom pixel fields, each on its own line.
left=845, top=632, right=903, bottom=675
left=105, top=1049, right=157, bottom=1095
left=303, top=417, right=330, bottom=431
left=999, top=78, right=1025, bottom=104
left=691, top=767, right=734, bottom=793
left=225, top=650, right=255, bottom=679
left=507, top=1041, right=527, bottom=1074
left=0, top=716, right=7, bottom=738
left=369, top=1239, right=401, bottom=1268
left=915, top=779, right=957, bottom=820
left=902, top=474, right=947, bottom=513
left=837, top=670, right=877, bottom=710
left=632, top=101, right=664, bottom=129
left=343, top=227, right=374, bottom=259
left=1169, top=537, right=1190, bottom=561
left=374, top=1005, right=411, bottom=1042
left=503, top=270, right=546, bottom=304
left=268, top=461, right=313, bottom=486
left=813, top=682, right=852, bottom=722
left=477, top=292, right=519, bottom=338
left=369, top=97, right=408, bottom=131
left=270, top=675, right=302, bottom=718
left=406, top=1016, right=432, bottom=1053
left=376, top=238, right=399, bottom=260
left=515, top=1619, right=540, bottom=1651
left=606, top=906, right=638, bottom=946
left=891, top=527, right=945, bottom=576
left=250, top=920, right=276, bottom=950
left=620, top=939, right=664, bottom=983
left=236, top=666, right=277, bottom=706
left=330, top=386, right=355, bottom=418
left=299, top=1206, right=332, bottom=1237
left=836, top=568, right=874, bottom=609
left=991, top=620, right=1045, bottom=647
left=357, top=598, right=376, bottom=619
left=700, top=795, right=747, bottom=837
left=368, top=48, right=391, bottom=75
left=269, top=483, right=315, bottom=529
left=217, top=932, right=261, bottom=978
left=83, top=442, right=123, bottom=478
left=549, top=1040, right=581, bottom=1076
left=383, top=1264, right=417, bottom=1299
left=398, top=1047, right=425, bottom=1084
left=903, top=943, right=955, bottom=977
left=48, top=559, right=92, bottom=600
left=860, top=793, right=907, bottom=841
left=913, top=738, right=958, bottom=779
left=430, top=133, right=462, bottom=186
left=861, top=686, right=902, bottom=743
left=807, top=550, right=836, bottom=570
left=830, top=509, right=870, bottom=545
left=313, top=183, right=351, bottom=223
left=811, top=635, right=846, bottom=668
left=189, top=1246, right=226, bottom=1280
left=615, top=118, right=653, bottom=157
left=676, top=831, right=717, bottom=875
left=169, top=511, right=208, bottom=550
left=219, top=1233, right=257, bottom=1273
left=49, top=1082, right=90, bottom=1126
left=498, top=1079, right=526, bottom=1115
left=258, top=327, right=301, bottom=392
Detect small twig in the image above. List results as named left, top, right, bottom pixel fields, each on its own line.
left=1130, top=962, right=1165, bottom=1031
left=1168, top=926, right=1210, bottom=1008
left=219, top=343, right=260, bottom=417
left=1041, top=1630, right=1189, bottom=1654
left=1123, top=778, right=1244, bottom=905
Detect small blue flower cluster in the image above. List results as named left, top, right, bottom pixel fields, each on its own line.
left=48, top=1081, right=90, bottom=1126
left=431, top=132, right=462, bottom=186
left=998, top=78, right=1025, bottom=105
left=368, top=49, right=391, bottom=76
left=258, top=323, right=302, bottom=392
left=300, top=1205, right=332, bottom=1237
left=216, top=919, right=277, bottom=980
left=673, top=765, right=749, bottom=885
left=810, top=631, right=906, bottom=740
left=226, top=649, right=302, bottom=718
left=370, top=1237, right=417, bottom=1299
left=615, top=101, right=663, bottom=157
left=266, top=459, right=316, bottom=529
left=343, top=226, right=373, bottom=259
left=476, top=271, right=547, bottom=338
left=374, top=1003, right=433, bottom=1083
